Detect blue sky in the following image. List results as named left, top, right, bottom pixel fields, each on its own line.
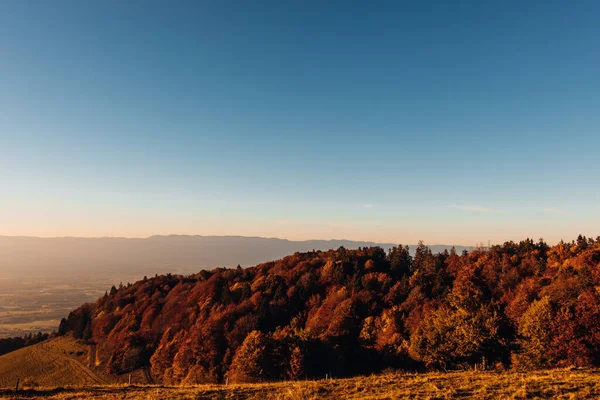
left=1, top=1, right=599, bottom=244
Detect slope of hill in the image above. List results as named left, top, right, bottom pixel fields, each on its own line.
left=50, top=236, right=600, bottom=386
left=0, top=235, right=470, bottom=278
left=3, top=236, right=599, bottom=389
left=0, top=337, right=104, bottom=388
left=3, top=369, right=600, bottom=399
left=0, top=335, right=159, bottom=389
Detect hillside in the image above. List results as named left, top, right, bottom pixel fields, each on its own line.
left=0, top=336, right=155, bottom=389
left=0, top=236, right=469, bottom=339
left=0, top=337, right=103, bottom=388
left=3, top=369, right=600, bottom=399
left=50, top=235, right=600, bottom=386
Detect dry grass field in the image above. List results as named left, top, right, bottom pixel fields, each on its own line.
left=0, top=336, right=155, bottom=390
left=1, top=368, right=599, bottom=399
left=0, top=337, right=104, bottom=389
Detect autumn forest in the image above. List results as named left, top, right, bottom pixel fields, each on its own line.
left=58, top=235, right=600, bottom=384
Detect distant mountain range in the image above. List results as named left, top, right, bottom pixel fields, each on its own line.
left=0, top=235, right=472, bottom=278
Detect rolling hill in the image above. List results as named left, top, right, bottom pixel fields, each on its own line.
left=51, top=236, right=600, bottom=385
left=0, top=336, right=152, bottom=389
left=1, top=235, right=599, bottom=393
left=0, top=337, right=102, bottom=388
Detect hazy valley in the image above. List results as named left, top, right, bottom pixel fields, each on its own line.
left=0, top=235, right=469, bottom=338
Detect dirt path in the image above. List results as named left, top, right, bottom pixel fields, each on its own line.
left=63, top=352, right=106, bottom=385
left=37, top=341, right=105, bottom=385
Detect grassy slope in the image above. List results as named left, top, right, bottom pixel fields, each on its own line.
left=0, top=337, right=106, bottom=388
left=1, top=369, right=600, bottom=399
left=0, top=337, right=156, bottom=389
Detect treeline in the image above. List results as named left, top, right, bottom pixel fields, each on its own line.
left=60, top=235, right=600, bottom=382
left=0, top=332, right=50, bottom=357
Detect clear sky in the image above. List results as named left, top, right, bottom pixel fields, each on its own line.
left=1, top=1, right=599, bottom=245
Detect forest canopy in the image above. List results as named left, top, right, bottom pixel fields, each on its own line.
left=59, top=235, right=600, bottom=383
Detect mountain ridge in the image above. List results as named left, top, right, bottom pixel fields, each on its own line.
left=0, top=235, right=472, bottom=278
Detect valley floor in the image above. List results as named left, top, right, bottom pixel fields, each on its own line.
left=2, top=368, right=600, bottom=399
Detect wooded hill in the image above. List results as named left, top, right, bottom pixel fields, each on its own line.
left=59, top=235, right=600, bottom=383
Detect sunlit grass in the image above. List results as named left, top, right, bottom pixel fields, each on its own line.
left=2, top=368, right=600, bottom=399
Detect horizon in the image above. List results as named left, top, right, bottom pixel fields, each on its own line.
left=0, top=232, right=584, bottom=248
left=2, top=1, right=599, bottom=244
left=0, top=233, right=466, bottom=247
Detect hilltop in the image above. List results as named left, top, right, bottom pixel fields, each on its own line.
left=1, top=235, right=599, bottom=391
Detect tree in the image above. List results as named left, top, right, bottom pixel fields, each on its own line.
left=576, top=289, right=600, bottom=364
left=288, top=346, right=305, bottom=380
left=181, top=364, right=218, bottom=385
left=388, top=245, right=412, bottom=278
left=227, top=331, right=270, bottom=383
left=413, top=241, right=431, bottom=272
left=512, top=297, right=553, bottom=370
left=410, top=303, right=502, bottom=370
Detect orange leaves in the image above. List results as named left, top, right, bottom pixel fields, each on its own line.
left=226, top=331, right=269, bottom=383
left=59, top=235, right=600, bottom=381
